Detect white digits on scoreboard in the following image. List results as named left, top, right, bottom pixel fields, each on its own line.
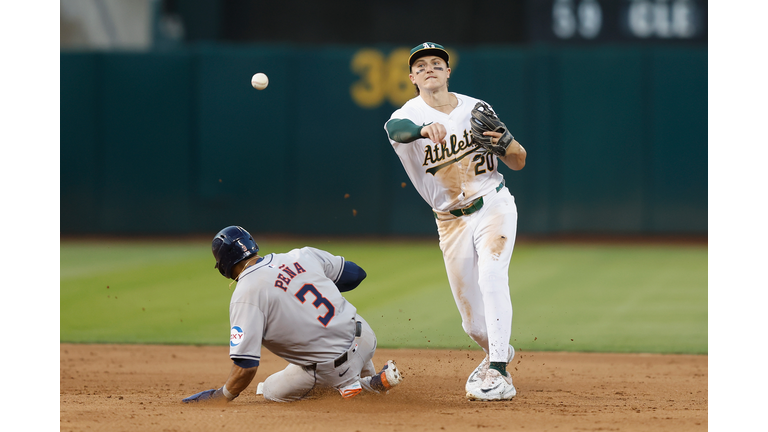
left=552, top=0, right=603, bottom=40
left=628, top=0, right=699, bottom=39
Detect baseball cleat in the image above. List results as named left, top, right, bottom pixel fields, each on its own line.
left=360, top=360, right=404, bottom=394
left=465, top=345, right=515, bottom=393
left=338, top=380, right=363, bottom=399
left=466, top=369, right=516, bottom=401
left=379, top=360, right=403, bottom=390
left=256, top=382, right=264, bottom=395
left=465, top=357, right=489, bottom=392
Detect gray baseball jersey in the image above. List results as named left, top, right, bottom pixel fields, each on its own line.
left=228, top=247, right=359, bottom=367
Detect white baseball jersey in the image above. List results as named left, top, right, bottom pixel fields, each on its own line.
left=385, top=93, right=505, bottom=213
left=228, top=247, right=359, bottom=367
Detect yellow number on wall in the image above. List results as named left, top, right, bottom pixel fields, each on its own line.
left=350, top=49, right=386, bottom=109
left=351, top=48, right=459, bottom=109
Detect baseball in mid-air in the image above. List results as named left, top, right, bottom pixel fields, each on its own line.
left=251, top=73, right=269, bottom=90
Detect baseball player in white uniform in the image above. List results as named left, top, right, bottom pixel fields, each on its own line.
left=384, top=42, right=527, bottom=401
left=182, top=226, right=403, bottom=403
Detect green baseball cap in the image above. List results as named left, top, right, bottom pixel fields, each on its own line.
left=408, top=42, right=450, bottom=67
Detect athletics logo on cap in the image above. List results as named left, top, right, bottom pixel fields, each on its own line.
left=408, top=41, right=450, bottom=67
left=230, top=326, right=244, bottom=347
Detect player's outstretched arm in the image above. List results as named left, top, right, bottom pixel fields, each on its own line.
left=223, top=363, right=258, bottom=396
left=182, top=363, right=258, bottom=403
left=386, top=118, right=447, bottom=144
left=386, top=118, right=424, bottom=143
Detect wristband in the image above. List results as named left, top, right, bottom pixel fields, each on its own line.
left=221, top=384, right=238, bottom=401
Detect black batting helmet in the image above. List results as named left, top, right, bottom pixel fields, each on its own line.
left=212, top=226, right=259, bottom=279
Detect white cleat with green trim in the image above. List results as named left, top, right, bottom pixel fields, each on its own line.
left=466, top=369, right=516, bottom=401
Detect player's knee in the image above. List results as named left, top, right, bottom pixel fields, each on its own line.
left=478, top=271, right=509, bottom=293
left=262, top=385, right=303, bottom=403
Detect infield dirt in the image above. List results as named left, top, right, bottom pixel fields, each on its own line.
left=60, top=344, right=707, bottom=431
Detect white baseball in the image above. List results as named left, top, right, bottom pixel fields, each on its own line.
left=251, top=73, right=269, bottom=90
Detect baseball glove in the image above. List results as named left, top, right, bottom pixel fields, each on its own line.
left=470, top=101, right=514, bottom=157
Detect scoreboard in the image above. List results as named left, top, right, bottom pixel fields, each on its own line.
left=526, top=0, right=707, bottom=43
left=162, top=0, right=707, bottom=45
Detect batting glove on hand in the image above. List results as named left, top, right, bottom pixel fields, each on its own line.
left=470, top=101, right=514, bottom=157
left=182, top=388, right=225, bottom=403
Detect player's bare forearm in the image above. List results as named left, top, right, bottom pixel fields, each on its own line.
left=182, top=363, right=258, bottom=403
left=225, top=363, right=258, bottom=396
left=500, top=139, right=526, bottom=171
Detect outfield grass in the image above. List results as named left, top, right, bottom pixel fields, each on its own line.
left=60, top=238, right=707, bottom=354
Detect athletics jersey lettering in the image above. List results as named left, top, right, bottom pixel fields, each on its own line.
left=426, top=148, right=479, bottom=175
left=423, top=130, right=473, bottom=166
left=422, top=130, right=476, bottom=175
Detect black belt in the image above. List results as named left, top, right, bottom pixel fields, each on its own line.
left=435, top=179, right=505, bottom=219
left=334, top=352, right=348, bottom=368
left=332, top=321, right=362, bottom=368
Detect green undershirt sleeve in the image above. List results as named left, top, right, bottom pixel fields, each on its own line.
left=386, top=118, right=429, bottom=143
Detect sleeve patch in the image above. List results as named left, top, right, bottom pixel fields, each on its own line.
left=230, top=326, right=245, bottom=347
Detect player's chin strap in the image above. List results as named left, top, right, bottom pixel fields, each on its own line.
left=228, top=257, right=260, bottom=289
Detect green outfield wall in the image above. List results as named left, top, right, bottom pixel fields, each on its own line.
left=60, top=44, right=707, bottom=236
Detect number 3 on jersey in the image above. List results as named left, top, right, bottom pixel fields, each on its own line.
left=295, top=283, right=336, bottom=326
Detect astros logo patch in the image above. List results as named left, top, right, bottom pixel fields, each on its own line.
left=230, top=326, right=244, bottom=347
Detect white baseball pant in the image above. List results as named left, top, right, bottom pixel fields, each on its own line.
left=435, top=187, right=517, bottom=364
